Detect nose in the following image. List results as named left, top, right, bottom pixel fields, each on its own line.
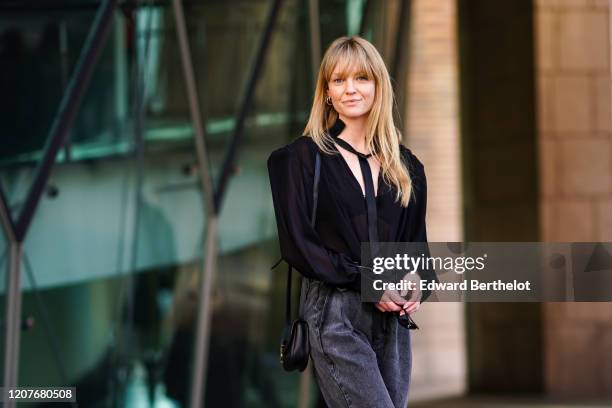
left=345, top=78, right=357, bottom=94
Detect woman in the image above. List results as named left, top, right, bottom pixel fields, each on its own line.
left=268, top=36, right=435, bottom=407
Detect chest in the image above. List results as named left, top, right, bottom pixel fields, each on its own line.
left=315, top=153, right=405, bottom=242
left=337, top=148, right=381, bottom=197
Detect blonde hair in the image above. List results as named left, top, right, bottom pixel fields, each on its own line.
left=303, top=35, right=412, bottom=207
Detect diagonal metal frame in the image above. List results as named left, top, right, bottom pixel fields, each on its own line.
left=169, top=1, right=217, bottom=408
left=0, top=0, right=117, bottom=405
left=3, top=241, right=22, bottom=408
left=0, top=189, right=16, bottom=243
left=0, top=160, right=19, bottom=408
left=213, top=0, right=285, bottom=212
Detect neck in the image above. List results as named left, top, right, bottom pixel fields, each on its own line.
left=337, top=114, right=368, bottom=153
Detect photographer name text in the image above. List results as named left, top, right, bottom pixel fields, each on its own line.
left=373, top=279, right=532, bottom=292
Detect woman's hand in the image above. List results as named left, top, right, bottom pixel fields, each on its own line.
left=375, top=273, right=423, bottom=315
left=399, top=272, right=422, bottom=315
left=375, top=289, right=406, bottom=313
left=399, top=300, right=420, bottom=316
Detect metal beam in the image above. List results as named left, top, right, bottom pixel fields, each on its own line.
left=14, top=0, right=117, bottom=242
left=0, top=186, right=16, bottom=408
left=2, top=242, right=22, bottom=408
left=169, top=1, right=217, bottom=407
left=171, top=0, right=215, bottom=216
left=0, top=188, right=16, bottom=243
left=188, top=216, right=218, bottom=408
left=213, top=0, right=284, bottom=211
left=308, top=0, right=321, bottom=87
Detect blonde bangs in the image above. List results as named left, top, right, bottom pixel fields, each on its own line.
left=321, top=44, right=375, bottom=83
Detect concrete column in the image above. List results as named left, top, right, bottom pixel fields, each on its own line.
left=403, top=0, right=466, bottom=402
left=534, top=0, right=612, bottom=398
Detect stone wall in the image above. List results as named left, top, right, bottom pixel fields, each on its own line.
left=534, top=0, right=612, bottom=398
left=403, top=0, right=467, bottom=402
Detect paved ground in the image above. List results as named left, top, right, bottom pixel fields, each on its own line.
left=411, top=395, right=612, bottom=408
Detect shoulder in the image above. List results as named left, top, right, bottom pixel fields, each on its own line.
left=399, top=144, right=427, bottom=197
left=399, top=144, right=425, bottom=175
left=267, top=136, right=319, bottom=171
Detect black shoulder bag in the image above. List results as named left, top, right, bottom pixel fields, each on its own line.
left=276, top=151, right=321, bottom=372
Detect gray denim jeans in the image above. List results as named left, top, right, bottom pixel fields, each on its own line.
left=300, top=277, right=412, bottom=408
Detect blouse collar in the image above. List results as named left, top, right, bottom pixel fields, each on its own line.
left=327, top=117, right=346, bottom=138
left=327, top=117, right=373, bottom=159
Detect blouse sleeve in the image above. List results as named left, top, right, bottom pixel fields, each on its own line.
left=401, top=148, right=439, bottom=303
left=267, top=143, right=362, bottom=290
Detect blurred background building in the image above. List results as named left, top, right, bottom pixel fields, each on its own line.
left=0, top=0, right=610, bottom=407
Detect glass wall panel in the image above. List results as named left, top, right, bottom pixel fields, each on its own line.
left=3, top=0, right=402, bottom=406
left=12, top=4, right=196, bottom=405
left=19, top=109, right=203, bottom=407
left=0, top=11, right=93, bottom=163
left=0, top=9, right=128, bottom=222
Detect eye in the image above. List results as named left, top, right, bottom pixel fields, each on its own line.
left=332, top=78, right=343, bottom=84
left=357, top=75, right=369, bottom=81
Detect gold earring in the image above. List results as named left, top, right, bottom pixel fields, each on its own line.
left=326, top=96, right=332, bottom=106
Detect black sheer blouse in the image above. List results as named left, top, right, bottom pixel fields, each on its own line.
left=268, top=118, right=435, bottom=302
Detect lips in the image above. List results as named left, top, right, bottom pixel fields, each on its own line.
left=343, top=99, right=361, bottom=104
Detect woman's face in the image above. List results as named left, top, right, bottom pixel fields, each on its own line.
left=326, top=64, right=376, bottom=120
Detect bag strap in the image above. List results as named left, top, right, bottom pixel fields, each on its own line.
left=284, top=151, right=320, bottom=325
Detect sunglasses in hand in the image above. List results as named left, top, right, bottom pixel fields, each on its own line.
left=397, top=312, right=419, bottom=330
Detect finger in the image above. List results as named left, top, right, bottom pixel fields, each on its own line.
left=375, top=303, right=386, bottom=312
left=382, top=301, right=402, bottom=312
left=403, top=300, right=419, bottom=308
left=380, top=293, right=400, bottom=309
left=404, top=301, right=420, bottom=314
left=378, top=301, right=394, bottom=312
